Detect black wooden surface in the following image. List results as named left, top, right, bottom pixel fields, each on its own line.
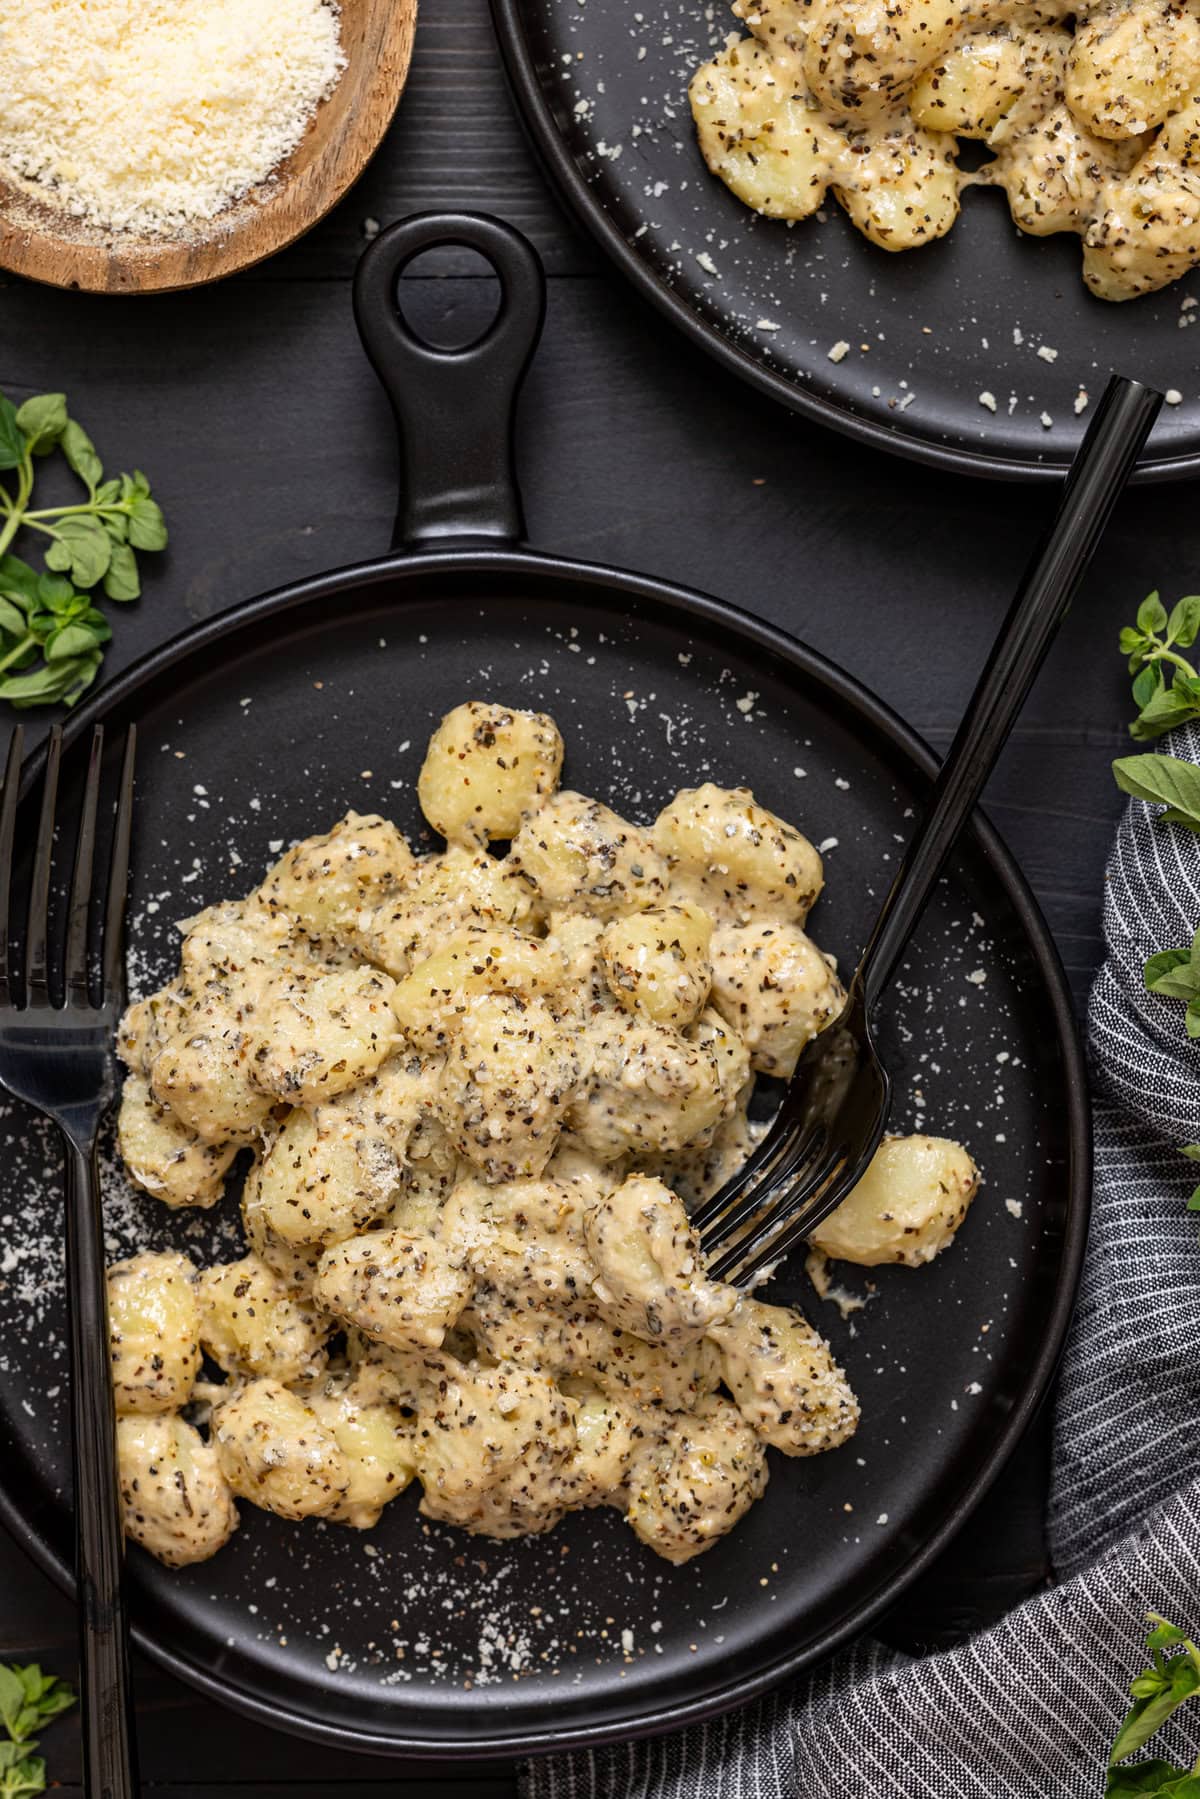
left=1, top=0, right=1194, bottom=1789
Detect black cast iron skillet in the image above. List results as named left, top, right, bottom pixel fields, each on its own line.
left=491, top=0, right=1200, bottom=484
left=0, top=213, right=1089, bottom=1759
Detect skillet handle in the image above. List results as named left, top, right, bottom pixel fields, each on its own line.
left=353, top=212, right=545, bottom=549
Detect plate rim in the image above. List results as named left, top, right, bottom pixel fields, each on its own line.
left=0, top=545, right=1092, bottom=1757
left=489, top=0, right=1200, bottom=488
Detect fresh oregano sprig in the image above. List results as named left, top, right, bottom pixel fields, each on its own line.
left=1121, top=592, right=1200, bottom=740
left=0, top=1664, right=75, bottom=1799
left=1113, top=754, right=1200, bottom=834
left=1133, top=918, right=1200, bottom=1206
left=0, top=389, right=167, bottom=709
left=1112, top=611, right=1200, bottom=1202
left=1107, top=1614, right=1200, bottom=1796
left=1137, top=930, right=1200, bottom=1202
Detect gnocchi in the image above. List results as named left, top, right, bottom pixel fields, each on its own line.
left=811, top=1134, right=981, bottom=1266
left=111, top=703, right=980, bottom=1569
left=197, top=1254, right=330, bottom=1384
left=108, top=1251, right=200, bottom=1416
left=691, top=0, right=1200, bottom=298
left=117, top=1415, right=239, bottom=1566
left=417, top=701, right=564, bottom=844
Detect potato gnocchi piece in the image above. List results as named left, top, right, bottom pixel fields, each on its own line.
left=117, top=1074, right=237, bottom=1209
left=462, top=1288, right=585, bottom=1374
left=510, top=792, right=669, bottom=919
left=346, top=1328, right=438, bottom=1410
left=314, top=1228, right=473, bottom=1351
left=543, top=1139, right=629, bottom=1207
left=117, top=991, right=165, bottom=1072
left=241, top=1175, right=325, bottom=1296
left=197, top=1255, right=330, bottom=1384
left=710, top=921, right=845, bottom=1078
left=567, top=1387, right=643, bottom=1507
left=250, top=965, right=397, bottom=1105
left=910, top=27, right=1034, bottom=134
left=418, top=702, right=565, bottom=845
left=176, top=895, right=302, bottom=980
left=567, top=1011, right=742, bottom=1162
left=982, top=99, right=1136, bottom=236
left=652, top=785, right=823, bottom=926
left=248, top=1089, right=405, bottom=1250
left=585, top=1175, right=736, bottom=1345
left=391, top=928, right=567, bottom=1051
left=834, top=119, right=961, bottom=251
left=213, top=1379, right=350, bottom=1520
left=414, top=1360, right=577, bottom=1538
left=802, top=0, right=966, bottom=118
left=710, top=1297, right=860, bottom=1454
left=544, top=913, right=611, bottom=1020
left=625, top=1395, right=768, bottom=1563
left=354, top=846, right=538, bottom=978
left=1081, top=112, right=1200, bottom=299
left=108, top=1251, right=200, bottom=1416
left=644, top=1091, right=761, bottom=1211
left=453, top=1172, right=591, bottom=1250
left=258, top=811, right=416, bottom=936
left=117, top=1415, right=239, bottom=1567
left=600, top=902, right=713, bottom=1028
left=386, top=1130, right=461, bottom=1238
left=578, top=1320, right=724, bottom=1412
left=810, top=1133, right=980, bottom=1266
left=147, top=999, right=275, bottom=1147
left=462, top=1231, right=602, bottom=1370
left=435, top=993, right=583, bottom=1180
left=690, top=38, right=843, bottom=221
left=306, top=1370, right=418, bottom=1528
left=1065, top=0, right=1200, bottom=140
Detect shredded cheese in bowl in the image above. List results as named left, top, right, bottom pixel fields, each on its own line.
left=0, top=0, right=347, bottom=237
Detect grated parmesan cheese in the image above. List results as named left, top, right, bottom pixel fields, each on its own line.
left=0, top=0, right=346, bottom=236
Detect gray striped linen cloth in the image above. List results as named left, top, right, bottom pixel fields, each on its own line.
left=523, top=720, right=1200, bottom=1799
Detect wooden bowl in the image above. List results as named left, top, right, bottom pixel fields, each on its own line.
left=0, top=0, right=417, bottom=295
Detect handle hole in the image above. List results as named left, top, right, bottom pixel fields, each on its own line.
left=397, top=246, right=502, bottom=352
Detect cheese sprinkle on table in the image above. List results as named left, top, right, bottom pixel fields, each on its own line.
left=0, top=0, right=347, bottom=236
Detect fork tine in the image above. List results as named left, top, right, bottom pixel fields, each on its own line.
left=705, top=1133, right=841, bottom=1280
left=101, top=725, right=136, bottom=1006
left=25, top=725, right=62, bottom=1008
left=715, top=1152, right=863, bottom=1287
left=699, top=1121, right=823, bottom=1256
left=708, top=1139, right=853, bottom=1284
left=690, top=1114, right=801, bottom=1235
left=65, top=727, right=105, bottom=1006
left=0, top=727, right=23, bottom=1010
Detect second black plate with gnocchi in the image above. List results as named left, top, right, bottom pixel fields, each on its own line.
left=0, top=553, right=1089, bottom=1756
left=492, top=0, right=1200, bottom=480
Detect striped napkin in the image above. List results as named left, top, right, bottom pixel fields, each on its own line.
left=523, top=718, right=1200, bottom=1799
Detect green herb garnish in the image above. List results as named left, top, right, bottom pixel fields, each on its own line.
left=1113, top=754, right=1200, bottom=834
left=1121, top=592, right=1200, bottom=741
left=0, top=1665, right=75, bottom=1798
left=0, top=389, right=166, bottom=709
left=1107, top=1615, right=1200, bottom=1795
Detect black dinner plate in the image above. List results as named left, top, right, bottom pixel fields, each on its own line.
left=492, top=0, right=1200, bottom=482
left=0, top=214, right=1089, bottom=1759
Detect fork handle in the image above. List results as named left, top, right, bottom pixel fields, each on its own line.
left=858, top=374, right=1163, bottom=1013
left=63, top=1134, right=139, bottom=1799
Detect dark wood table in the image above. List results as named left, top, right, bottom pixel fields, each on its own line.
left=2, top=0, right=1193, bottom=1788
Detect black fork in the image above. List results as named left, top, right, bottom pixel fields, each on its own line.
left=0, top=722, right=138, bottom=1799
left=695, top=374, right=1163, bottom=1286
